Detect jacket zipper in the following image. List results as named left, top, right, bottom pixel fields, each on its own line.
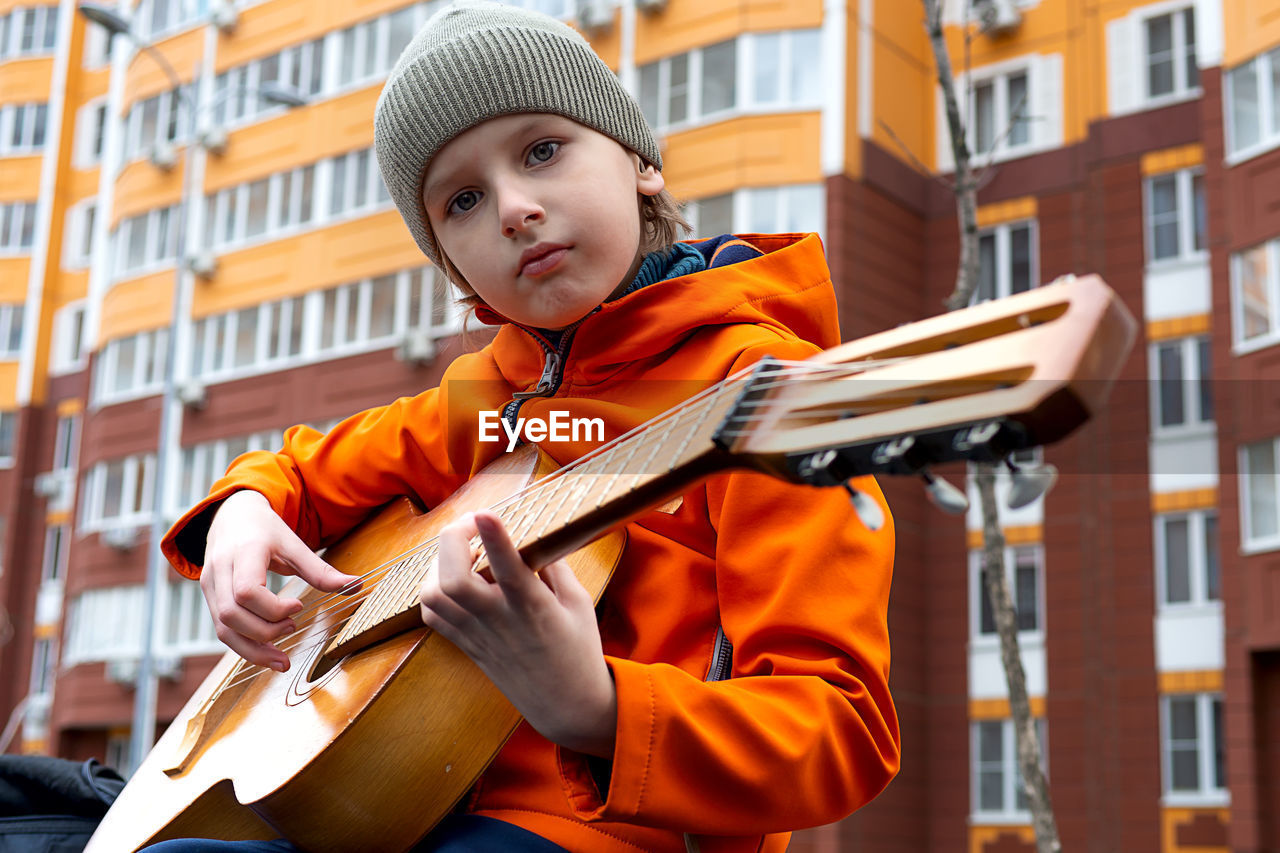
left=705, top=625, right=733, bottom=683
left=500, top=315, right=588, bottom=434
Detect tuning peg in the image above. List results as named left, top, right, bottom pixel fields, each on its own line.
left=921, top=468, right=969, bottom=514
left=1005, top=458, right=1058, bottom=509
left=842, top=482, right=885, bottom=531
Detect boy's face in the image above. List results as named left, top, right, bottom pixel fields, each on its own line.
left=422, top=114, right=665, bottom=330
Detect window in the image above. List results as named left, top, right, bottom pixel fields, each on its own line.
left=204, top=161, right=328, bottom=250
left=0, top=6, right=58, bottom=60
left=326, top=148, right=390, bottom=219
left=0, top=202, right=37, bottom=252
left=63, top=585, right=146, bottom=664
left=113, top=204, right=181, bottom=278
left=122, top=85, right=193, bottom=162
left=78, top=454, right=156, bottom=533
left=175, top=429, right=284, bottom=515
left=687, top=184, right=825, bottom=239
left=0, top=103, right=48, bottom=154
left=74, top=101, right=108, bottom=167
left=0, top=305, right=24, bottom=357
left=64, top=201, right=96, bottom=268
left=1151, top=337, right=1212, bottom=430
left=212, top=38, right=324, bottom=128
left=973, top=221, right=1037, bottom=303
left=1145, top=169, right=1206, bottom=263
left=51, top=303, right=87, bottom=374
left=0, top=412, right=14, bottom=465
left=189, top=266, right=455, bottom=382
left=1144, top=7, right=1197, bottom=101
left=93, top=329, right=169, bottom=404
left=29, top=638, right=55, bottom=696
left=972, top=70, right=1031, bottom=155
left=41, top=525, right=68, bottom=583
left=1242, top=438, right=1280, bottom=549
left=638, top=30, right=822, bottom=133
left=1226, top=46, right=1280, bottom=158
left=1156, top=511, right=1219, bottom=606
left=1162, top=693, right=1226, bottom=801
left=1232, top=239, right=1280, bottom=348
left=972, top=718, right=1047, bottom=818
left=332, top=5, right=429, bottom=91
left=972, top=545, right=1043, bottom=639
left=135, top=0, right=210, bottom=42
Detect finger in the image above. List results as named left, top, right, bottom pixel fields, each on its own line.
left=231, top=544, right=305, bottom=622
left=203, top=562, right=292, bottom=671
left=278, top=536, right=362, bottom=594
left=436, top=514, right=489, bottom=604
left=473, top=511, right=539, bottom=595
left=540, top=559, right=591, bottom=608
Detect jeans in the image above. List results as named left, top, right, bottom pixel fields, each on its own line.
left=141, top=814, right=570, bottom=852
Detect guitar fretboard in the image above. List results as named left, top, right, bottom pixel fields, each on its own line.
left=323, top=373, right=751, bottom=660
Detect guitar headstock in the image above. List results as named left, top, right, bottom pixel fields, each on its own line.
left=715, top=275, right=1136, bottom=486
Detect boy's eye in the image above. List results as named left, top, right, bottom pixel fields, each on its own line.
left=448, top=190, right=479, bottom=215
left=528, top=140, right=560, bottom=164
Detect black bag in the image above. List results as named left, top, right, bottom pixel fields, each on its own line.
left=0, top=756, right=125, bottom=852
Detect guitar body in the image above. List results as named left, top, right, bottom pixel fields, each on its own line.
left=85, top=446, right=626, bottom=853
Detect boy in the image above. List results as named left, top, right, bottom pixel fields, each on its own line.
left=153, top=2, right=899, bottom=850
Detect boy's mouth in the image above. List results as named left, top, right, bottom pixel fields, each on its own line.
left=518, top=243, right=571, bottom=278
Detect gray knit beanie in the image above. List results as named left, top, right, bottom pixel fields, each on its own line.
left=374, top=0, right=662, bottom=265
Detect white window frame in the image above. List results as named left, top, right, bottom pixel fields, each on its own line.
left=73, top=99, right=108, bottom=168
left=1240, top=436, right=1280, bottom=554
left=51, top=302, right=88, bottom=374
left=1139, top=3, right=1199, bottom=105
left=687, top=184, right=826, bottom=240
left=0, top=5, right=58, bottom=60
left=1230, top=238, right=1280, bottom=354
left=1144, top=168, right=1206, bottom=266
left=93, top=329, right=169, bottom=405
left=63, top=584, right=146, bottom=665
left=0, top=411, right=13, bottom=467
left=971, top=219, right=1039, bottom=304
left=971, top=717, right=1048, bottom=822
left=1161, top=693, right=1227, bottom=806
left=41, top=524, right=68, bottom=583
left=0, top=202, right=37, bottom=253
left=1154, top=510, right=1219, bottom=608
left=1148, top=335, right=1212, bottom=434
left=1225, top=46, right=1280, bottom=164
left=63, top=199, right=97, bottom=268
left=969, top=544, right=1045, bottom=644
left=636, top=29, right=823, bottom=135
left=0, top=304, right=24, bottom=358
left=78, top=453, right=156, bottom=534
left=113, top=204, right=181, bottom=280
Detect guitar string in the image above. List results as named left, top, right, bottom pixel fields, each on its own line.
left=207, top=358, right=906, bottom=691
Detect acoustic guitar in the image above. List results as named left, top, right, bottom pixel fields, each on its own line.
left=84, top=275, right=1135, bottom=852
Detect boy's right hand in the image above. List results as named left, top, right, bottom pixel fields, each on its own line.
left=202, top=490, right=360, bottom=671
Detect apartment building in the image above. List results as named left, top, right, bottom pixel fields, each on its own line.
left=0, top=0, right=1276, bottom=850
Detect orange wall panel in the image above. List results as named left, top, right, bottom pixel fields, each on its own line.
left=1224, top=1, right=1280, bottom=67
left=969, top=824, right=1035, bottom=853
left=0, top=258, right=28, bottom=300
left=0, top=361, right=20, bottom=409
left=661, top=111, right=822, bottom=201
left=63, top=166, right=101, bottom=204
left=98, top=270, right=177, bottom=343
left=112, top=157, right=186, bottom=226
left=203, top=86, right=379, bottom=192
left=584, top=18, right=621, bottom=70
left=634, top=0, right=822, bottom=65
left=869, top=0, right=935, bottom=176
left=0, top=56, right=54, bottom=104
left=51, top=269, right=90, bottom=308
left=122, top=27, right=205, bottom=103
left=0, top=155, right=41, bottom=200
left=191, top=210, right=423, bottom=318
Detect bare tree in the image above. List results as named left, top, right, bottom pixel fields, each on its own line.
left=920, top=1, right=1062, bottom=850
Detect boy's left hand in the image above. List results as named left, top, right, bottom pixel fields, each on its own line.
left=419, top=509, right=617, bottom=759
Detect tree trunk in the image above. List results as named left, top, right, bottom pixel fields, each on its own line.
left=920, top=2, right=1062, bottom=850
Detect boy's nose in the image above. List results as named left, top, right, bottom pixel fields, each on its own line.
left=498, top=186, right=545, bottom=237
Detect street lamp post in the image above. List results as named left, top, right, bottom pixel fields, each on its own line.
left=78, top=2, right=306, bottom=774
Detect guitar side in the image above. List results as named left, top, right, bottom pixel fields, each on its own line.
left=85, top=447, right=626, bottom=853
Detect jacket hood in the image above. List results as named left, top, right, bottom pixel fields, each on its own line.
left=477, top=233, right=840, bottom=389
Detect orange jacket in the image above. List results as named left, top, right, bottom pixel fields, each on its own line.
left=162, top=233, right=899, bottom=853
